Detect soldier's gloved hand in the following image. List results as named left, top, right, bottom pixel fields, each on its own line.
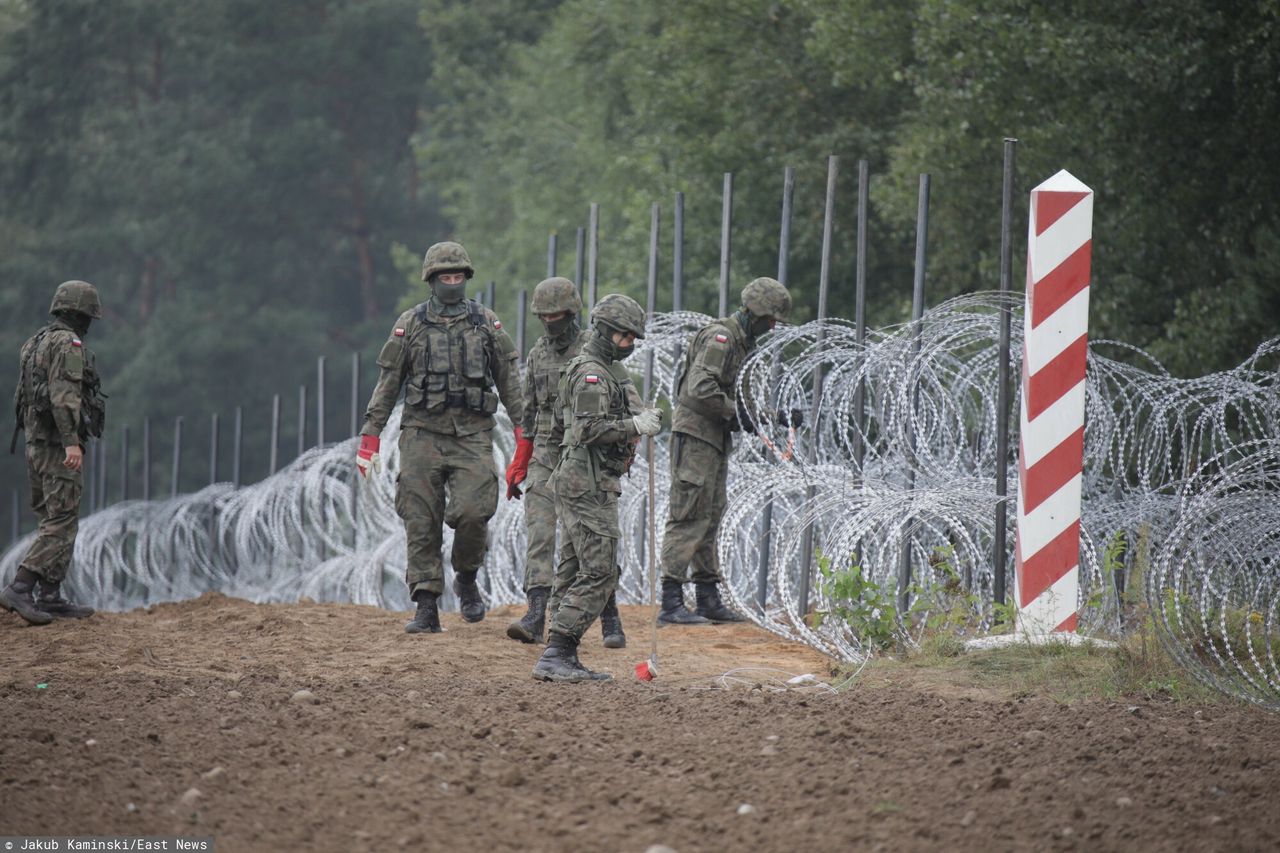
left=506, top=427, right=534, bottom=500
left=775, top=407, right=805, bottom=428
left=356, top=434, right=381, bottom=478
left=735, top=398, right=756, bottom=434
left=630, top=407, right=662, bottom=436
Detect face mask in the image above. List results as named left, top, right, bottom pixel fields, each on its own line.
left=542, top=315, right=576, bottom=338
left=749, top=314, right=774, bottom=337
left=58, top=311, right=92, bottom=336
left=431, top=277, right=467, bottom=305
left=614, top=340, right=635, bottom=360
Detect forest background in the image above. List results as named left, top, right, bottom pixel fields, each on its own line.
left=1, top=0, right=1277, bottom=500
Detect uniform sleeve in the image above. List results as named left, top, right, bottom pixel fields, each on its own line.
left=683, top=327, right=737, bottom=422
left=568, top=370, right=636, bottom=447
left=483, top=308, right=525, bottom=428
left=519, top=343, right=537, bottom=436
left=46, top=337, right=83, bottom=447
left=361, top=316, right=411, bottom=436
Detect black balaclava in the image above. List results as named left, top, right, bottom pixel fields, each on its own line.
left=429, top=272, right=469, bottom=315
left=736, top=309, right=773, bottom=341
left=587, top=325, right=634, bottom=362
left=56, top=310, right=92, bottom=337
left=542, top=314, right=579, bottom=348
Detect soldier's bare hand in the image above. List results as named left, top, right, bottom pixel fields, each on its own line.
left=64, top=445, right=84, bottom=471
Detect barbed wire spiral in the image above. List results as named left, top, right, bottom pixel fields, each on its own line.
left=2, top=294, right=1278, bottom=706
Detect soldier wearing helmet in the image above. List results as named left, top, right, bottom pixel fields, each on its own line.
left=532, top=293, right=662, bottom=682
left=357, top=241, right=525, bottom=634
left=2, top=280, right=107, bottom=625
left=658, top=277, right=796, bottom=625
left=504, top=277, right=627, bottom=649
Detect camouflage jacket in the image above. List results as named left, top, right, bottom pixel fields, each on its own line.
left=362, top=298, right=524, bottom=438
left=549, top=332, right=640, bottom=497
left=521, top=328, right=589, bottom=467
left=671, top=316, right=754, bottom=451
left=13, top=319, right=105, bottom=448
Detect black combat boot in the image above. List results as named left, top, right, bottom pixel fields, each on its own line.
left=34, top=581, right=95, bottom=619
left=404, top=591, right=443, bottom=634
left=0, top=568, right=54, bottom=626
left=507, top=586, right=549, bottom=644
left=453, top=570, right=486, bottom=623
left=532, top=633, right=612, bottom=683
left=600, top=592, right=626, bottom=649
left=657, top=578, right=709, bottom=625
left=695, top=581, right=747, bottom=623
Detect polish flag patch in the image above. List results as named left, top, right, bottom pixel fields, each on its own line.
left=493, top=320, right=503, bottom=329
left=394, top=328, right=405, bottom=337
left=585, top=375, right=600, bottom=384
left=714, top=333, right=728, bottom=343
left=71, top=339, right=83, bottom=347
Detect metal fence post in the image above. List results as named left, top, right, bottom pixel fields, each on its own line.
left=672, top=191, right=684, bottom=313
left=170, top=415, right=184, bottom=498
left=142, top=417, right=152, bottom=501
left=233, top=407, right=243, bottom=488
left=994, top=139, right=1018, bottom=609
left=853, top=160, right=870, bottom=470
left=517, top=289, right=528, bottom=364
left=643, top=201, right=661, bottom=604
left=270, top=394, right=281, bottom=475
left=209, top=413, right=220, bottom=485
left=297, top=384, right=307, bottom=459
left=317, top=357, right=326, bottom=448
left=350, top=352, right=361, bottom=438
left=719, top=172, right=733, bottom=317
left=587, top=203, right=600, bottom=314
left=120, top=424, right=130, bottom=501
left=547, top=232, right=558, bottom=278
left=574, top=226, right=585, bottom=291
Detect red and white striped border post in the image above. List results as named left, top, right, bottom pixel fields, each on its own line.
left=1015, top=169, right=1093, bottom=637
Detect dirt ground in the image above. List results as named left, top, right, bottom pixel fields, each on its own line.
left=2, top=594, right=1279, bottom=852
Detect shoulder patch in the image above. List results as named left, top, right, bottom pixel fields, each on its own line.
left=585, top=374, right=600, bottom=384
left=493, top=319, right=503, bottom=329
left=394, top=328, right=405, bottom=337
left=72, top=338, right=83, bottom=347
left=714, top=333, right=728, bottom=344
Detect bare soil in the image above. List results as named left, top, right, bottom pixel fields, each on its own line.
left=2, top=593, right=1279, bottom=852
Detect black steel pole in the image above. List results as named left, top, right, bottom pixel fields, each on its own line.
left=142, top=417, right=152, bottom=502
left=120, top=424, right=130, bottom=502
left=897, top=173, right=931, bottom=615
left=170, top=416, right=184, bottom=498
left=486, top=280, right=496, bottom=311
left=719, top=172, right=733, bottom=317
left=994, top=139, right=1018, bottom=609
left=547, top=232, right=558, bottom=278
left=297, top=384, right=307, bottom=458
left=232, top=406, right=243, bottom=488
left=517, top=289, right=528, bottom=365
left=587, top=203, right=600, bottom=314
left=757, top=165, right=795, bottom=610
left=798, top=155, right=840, bottom=618
left=316, top=356, right=326, bottom=448
left=853, top=159, right=870, bottom=470
left=210, top=413, right=220, bottom=485
left=672, top=191, right=684, bottom=313
left=574, top=226, right=585, bottom=291
left=350, top=352, right=361, bottom=439
left=270, top=394, right=281, bottom=476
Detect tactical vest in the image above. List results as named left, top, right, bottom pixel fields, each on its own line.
left=559, top=357, right=634, bottom=478
left=12, top=324, right=106, bottom=450
left=406, top=300, right=499, bottom=415
left=530, top=331, right=586, bottom=449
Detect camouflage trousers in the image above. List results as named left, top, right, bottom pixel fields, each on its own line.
left=548, top=465, right=619, bottom=641
left=395, top=426, right=499, bottom=597
left=521, top=455, right=558, bottom=592
left=660, top=432, right=729, bottom=584
left=20, top=441, right=83, bottom=586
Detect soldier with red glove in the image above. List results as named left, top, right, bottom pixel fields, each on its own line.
left=358, top=241, right=524, bottom=634
left=504, top=277, right=627, bottom=648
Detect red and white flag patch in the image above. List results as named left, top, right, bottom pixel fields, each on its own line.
left=714, top=333, right=728, bottom=343
left=585, top=374, right=600, bottom=384
left=493, top=320, right=503, bottom=329
left=71, top=339, right=83, bottom=347
left=394, top=328, right=405, bottom=337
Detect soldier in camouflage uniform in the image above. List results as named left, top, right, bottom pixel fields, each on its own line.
left=2, top=281, right=106, bottom=625
left=658, top=277, right=796, bottom=625
left=504, top=277, right=626, bottom=648
left=532, top=294, right=661, bottom=682
left=356, top=241, right=524, bottom=634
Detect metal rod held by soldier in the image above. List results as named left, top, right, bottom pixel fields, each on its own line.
left=994, top=138, right=1018, bottom=608
left=644, top=202, right=660, bottom=400
left=719, top=172, right=733, bottom=318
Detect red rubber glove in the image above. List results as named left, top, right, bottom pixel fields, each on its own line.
left=356, top=434, right=381, bottom=478
left=505, top=427, right=534, bottom=499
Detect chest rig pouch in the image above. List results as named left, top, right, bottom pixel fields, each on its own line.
left=412, top=300, right=499, bottom=414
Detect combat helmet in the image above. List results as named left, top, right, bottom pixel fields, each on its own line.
left=49, top=280, right=102, bottom=319
left=531, top=277, right=583, bottom=316
left=741, top=277, right=792, bottom=321
left=591, top=293, right=646, bottom=339
left=421, top=241, right=475, bottom=282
